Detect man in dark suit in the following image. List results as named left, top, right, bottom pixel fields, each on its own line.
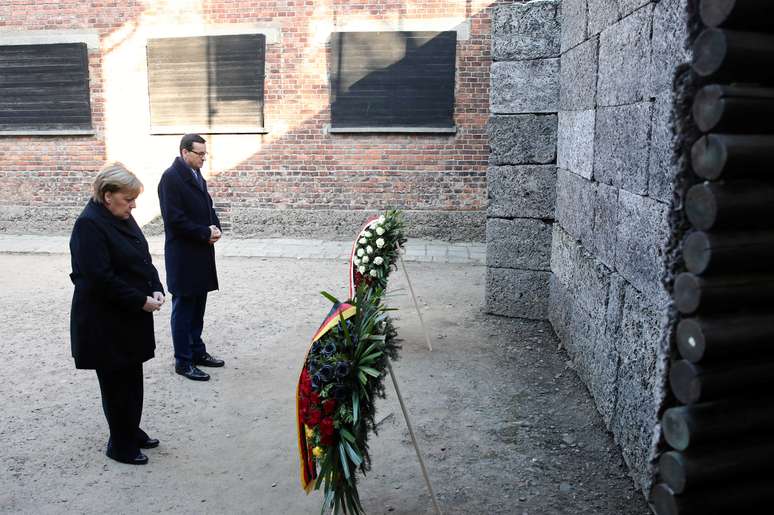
left=158, top=134, right=225, bottom=381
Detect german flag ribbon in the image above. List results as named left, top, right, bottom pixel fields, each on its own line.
left=297, top=300, right=357, bottom=492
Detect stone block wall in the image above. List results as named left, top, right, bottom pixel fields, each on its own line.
left=548, top=0, right=690, bottom=493
left=485, top=0, right=560, bottom=319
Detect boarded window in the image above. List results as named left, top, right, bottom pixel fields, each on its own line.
left=0, top=43, right=92, bottom=132
left=330, top=31, right=457, bottom=131
left=146, top=34, right=266, bottom=134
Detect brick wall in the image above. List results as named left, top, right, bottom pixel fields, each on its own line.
left=0, top=0, right=496, bottom=239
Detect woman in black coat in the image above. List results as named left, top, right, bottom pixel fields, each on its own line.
left=69, top=162, right=165, bottom=465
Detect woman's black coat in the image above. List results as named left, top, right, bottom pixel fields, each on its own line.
left=69, top=200, right=164, bottom=370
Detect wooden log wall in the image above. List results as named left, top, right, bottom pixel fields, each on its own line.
left=651, top=1, right=774, bottom=514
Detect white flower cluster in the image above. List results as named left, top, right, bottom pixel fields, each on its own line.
left=353, top=215, right=389, bottom=278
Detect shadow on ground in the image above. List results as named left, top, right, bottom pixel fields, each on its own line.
left=0, top=253, right=648, bottom=514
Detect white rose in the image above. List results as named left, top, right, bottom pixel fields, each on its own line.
left=366, top=245, right=373, bottom=254
left=359, top=237, right=367, bottom=244
left=374, top=256, right=384, bottom=265
left=376, top=238, right=385, bottom=249
left=362, top=255, right=370, bottom=263
left=357, top=248, right=365, bottom=257
left=369, top=270, right=377, bottom=277
left=353, top=257, right=360, bottom=266
left=376, top=226, right=385, bottom=235
left=364, top=231, right=372, bottom=238
left=378, top=215, right=385, bottom=224
left=358, top=266, right=366, bottom=274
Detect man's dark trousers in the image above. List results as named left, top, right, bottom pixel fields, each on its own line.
left=171, top=293, right=208, bottom=367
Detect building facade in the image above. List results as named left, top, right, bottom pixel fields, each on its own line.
left=0, top=0, right=496, bottom=239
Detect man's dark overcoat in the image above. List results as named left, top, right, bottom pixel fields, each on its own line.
left=157, top=156, right=220, bottom=297
left=69, top=200, right=164, bottom=369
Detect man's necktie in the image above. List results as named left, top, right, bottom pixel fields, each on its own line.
left=194, top=169, right=203, bottom=189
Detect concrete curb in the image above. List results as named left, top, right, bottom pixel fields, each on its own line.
left=0, top=235, right=486, bottom=265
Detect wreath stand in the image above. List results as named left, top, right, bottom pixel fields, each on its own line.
left=396, top=242, right=433, bottom=352
left=386, top=360, right=443, bottom=515
left=389, top=242, right=441, bottom=514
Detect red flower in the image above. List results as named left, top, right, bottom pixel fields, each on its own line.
left=320, top=417, right=335, bottom=437
left=320, top=433, right=334, bottom=446
left=322, top=399, right=336, bottom=415
left=310, top=391, right=321, bottom=405
left=354, top=270, right=363, bottom=287
left=307, top=409, right=322, bottom=426
left=300, top=370, right=312, bottom=395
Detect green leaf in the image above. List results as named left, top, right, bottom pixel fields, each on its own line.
left=355, top=342, right=379, bottom=362
left=322, top=489, right=334, bottom=515
left=338, top=443, right=351, bottom=480
left=352, top=392, right=359, bottom=424
left=343, top=440, right=363, bottom=466
left=320, top=291, right=340, bottom=304
left=359, top=351, right=383, bottom=365
left=340, top=427, right=356, bottom=443
left=358, top=357, right=379, bottom=367
left=360, top=366, right=380, bottom=377
left=341, top=491, right=352, bottom=515
left=358, top=370, right=367, bottom=385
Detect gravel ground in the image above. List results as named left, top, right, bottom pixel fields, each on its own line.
left=0, top=253, right=649, bottom=514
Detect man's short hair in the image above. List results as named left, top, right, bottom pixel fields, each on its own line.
left=180, top=134, right=206, bottom=155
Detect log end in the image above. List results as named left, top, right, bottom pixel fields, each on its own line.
left=659, top=451, right=688, bottom=495
left=650, top=483, right=679, bottom=515
left=690, top=135, right=726, bottom=181
left=699, top=0, right=736, bottom=29
left=685, top=183, right=718, bottom=231
left=670, top=359, right=702, bottom=404
left=683, top=231, right=712, bottom=275
left=677, top=318, right=706, bottom=363
left=674, top=273, right=702, bottom=315
left=692, top=28, right=727, bottom=78
left=662, top=407, right=691, bottom=451
left=693, top=85, right=724, bottom=133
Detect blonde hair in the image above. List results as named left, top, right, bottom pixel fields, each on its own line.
left=92, top=161, right=143, bottom=203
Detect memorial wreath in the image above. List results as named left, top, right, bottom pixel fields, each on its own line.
left=297, top=210, right=406, bottom=514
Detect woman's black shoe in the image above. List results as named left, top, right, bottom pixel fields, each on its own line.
left=106, top=450, right=149, bottom=465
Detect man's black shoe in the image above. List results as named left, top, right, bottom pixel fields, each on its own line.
left=139, top=437, right=160, bottom=449
left=194, top=352, right=225, bottom=367
left=175, top=364, right=210, bottom=381
left=106, top=449, right=148, bottom=465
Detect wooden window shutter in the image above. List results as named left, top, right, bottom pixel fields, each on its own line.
left=0, top=43, right=92, bottom=132
left=330, top=31, right=457, bottom=130
left=146, top=34, right=266, bottom=133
